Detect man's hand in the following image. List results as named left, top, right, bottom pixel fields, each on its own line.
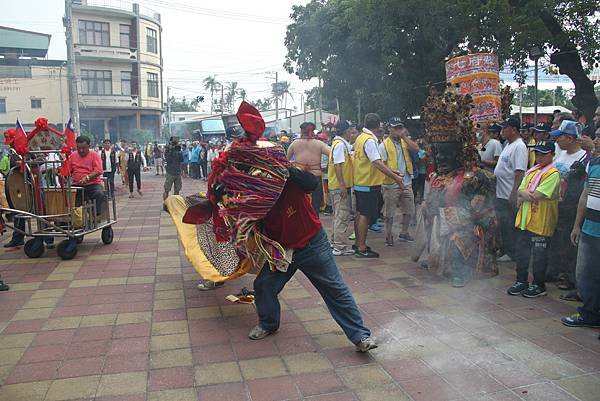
left=509, top=192, right=518, bottom=208
left=340, top=189, right=348, bottom=200
left=143, top=167, right=149, bottom=172
left=394, top=175, right=405, bottom=190
left=570, top=226, right=581, bottom=246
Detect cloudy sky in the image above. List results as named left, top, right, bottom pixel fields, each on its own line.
left=1, top=0, right=315, bottom=112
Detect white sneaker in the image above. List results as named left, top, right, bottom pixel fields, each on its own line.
left=332, top=247, right=354, bottom=256
left=497, top=254, right=512, bottom=262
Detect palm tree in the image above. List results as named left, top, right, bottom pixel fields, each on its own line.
left=203, top=75, right=219, bottom=113
left=225, top=81, right=238, bottom=112
left=237, top=88, right=247, bottom=102
left=272, top=81, right=292, bottom=117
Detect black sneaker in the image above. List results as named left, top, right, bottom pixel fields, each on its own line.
left=3, top=241, right=24, bottom=248
left=0, top=281, right=9, bottom=291
left=398, top=233, right=414, bottom=242
left=561, top=313, right=600, bottom=328
left=521, top=284, right=547, bottom=298
left=507, top=281, right=529, bottom=296
left=354, top=248, right=379, bottom=258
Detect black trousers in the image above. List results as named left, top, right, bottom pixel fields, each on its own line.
left=128, top=168, right=141, bottom=192
left=515, top=230, right=549, bottom=288
left=103, top=171, right=115, bottom=197
left=200, top=161, right=208, bottom=179
left=190, top=162, right=200, bottom=179
left=76, top=184, right=106, bottom=216
left=311, top=176, right=323, bottom=215
left=495, top=197, right=517, bottom=259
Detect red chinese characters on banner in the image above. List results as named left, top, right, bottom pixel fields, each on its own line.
left=446, top=53, right=501, bottom=123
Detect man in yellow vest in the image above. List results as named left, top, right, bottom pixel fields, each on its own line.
left=378, top=117, right=420, bottom=246
left=328, top=120, right=355, bottom=256
left=507, top=140, right=560, bottom=298
left=352, top=113, right=405, bottom=258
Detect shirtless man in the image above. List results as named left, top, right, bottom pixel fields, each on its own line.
left=287, top=122, right=330, bottom=214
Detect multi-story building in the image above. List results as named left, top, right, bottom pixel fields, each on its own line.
left=0, top=26, right=69, bottom=131
left=70, top=0, right=163, bottom=141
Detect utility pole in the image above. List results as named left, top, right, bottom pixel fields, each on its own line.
left=64, top=0, right=80, bottom=133
left=167, top=86, right=172, bottom=136
left=275, top=71, right=279, bottom=124
left=318, top=77, right=323, bottom=127
left=220, top=83, right=224, bottom=117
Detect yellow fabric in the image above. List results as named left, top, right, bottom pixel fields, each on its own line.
left=527, top=138, right=536, bottom=169
left=515, top=167, right=560, bottom=236
left=352, top=132, right=384, bottom=186
left=165, top=195, right=255, bottom=283
left=327, top=139, right=353, bottom=190
left=382, top=137, right=413, bottom=185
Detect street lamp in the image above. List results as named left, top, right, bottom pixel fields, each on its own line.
left=529, top=46, right=544, bottom=125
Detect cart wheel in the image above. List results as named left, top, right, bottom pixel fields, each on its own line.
left=76, top=236, right=84, bottom=244
left=24, top=239, right=45, bottom=259
left=57, top=239, right=78, bottom=260
left=101, top=227, right=113, bottom=245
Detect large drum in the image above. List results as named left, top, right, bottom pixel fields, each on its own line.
left=5, top=167, right=33, bottom=212
left=43, top=187, right=77, bottom=215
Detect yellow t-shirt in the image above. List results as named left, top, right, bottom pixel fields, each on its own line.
left=515, top=166, right=560, bottom=236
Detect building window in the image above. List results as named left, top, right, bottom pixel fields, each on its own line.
left=78, top=20, right=110, bottom=46
left=81, top=70, right=112, bottom=95
left=0, top=99, right=5, bottom=114
left=146, top=28, right=157, bottom=53
left=121, top=71, right=131, bottom=95
left=31, top=99, right=42, bottom=109
left=119, top=25, right=130, bottom=48
left=147, top=72, right=158, bottom=98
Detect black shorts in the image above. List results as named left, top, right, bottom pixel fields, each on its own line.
left=355, top=189, right=381, bottom=221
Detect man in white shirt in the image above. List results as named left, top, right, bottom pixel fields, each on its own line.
left=479, top=124, right=503, bottom=171
left=494, top=115, right=528, bottom=262
left=99, top=139, right=118, bottom=199
left=378, top=117, right=419, bottom=246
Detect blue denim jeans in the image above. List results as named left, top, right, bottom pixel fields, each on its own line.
left=253, top=228, right=370, bottom=344
left=576, top=233, right=600, bottom=323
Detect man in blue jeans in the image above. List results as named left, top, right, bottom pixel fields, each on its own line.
left=249, top=170, right=377, bottom=351
left=561, top=155, right=600, bottom=329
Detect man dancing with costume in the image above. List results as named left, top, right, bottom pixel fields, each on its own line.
left=190, top=102, right=377, bottom=352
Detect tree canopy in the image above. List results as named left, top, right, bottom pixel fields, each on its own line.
left=284, top=0, right=600, bottom=122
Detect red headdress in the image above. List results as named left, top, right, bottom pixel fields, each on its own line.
left=236, top=101, right=265, bottom=144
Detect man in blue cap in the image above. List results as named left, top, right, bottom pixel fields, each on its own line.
left=494, top=115, right=529, bottom=263
left=546, top=119, right=590, bottom=292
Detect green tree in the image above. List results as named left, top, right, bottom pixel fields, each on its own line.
left=225, top=81, right=239, bottom=112
left=203, top=75, right=219, bottom=113
left=168, top=96, right=199, bottom=112
left=284, top=0, right=600, bottom=122
left=517, top=85, right=574, bottom=108
left=237, top=88, right=247, bottom=101
left=253, top=97, right=274, bottom=111
left=128, top=128, right=154, bottom=145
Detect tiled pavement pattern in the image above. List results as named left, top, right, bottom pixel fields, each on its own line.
left=0, top=172, right=599, bottom=401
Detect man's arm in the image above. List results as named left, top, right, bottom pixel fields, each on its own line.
left=321, top=142, right=331, bottom=156
left=571, top=188, right=589, bottom=245
left=401, top=135, right=419, bottom=152
left=286, top=141, right=295, bottom=160
left=141, top=153, right=148, bottom=168
left=509, top=170, right=525, bottom=206
left=372, top=159, right=403, bottom=187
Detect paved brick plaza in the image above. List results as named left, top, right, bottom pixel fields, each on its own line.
left=0, top=172, right=598, bottom=401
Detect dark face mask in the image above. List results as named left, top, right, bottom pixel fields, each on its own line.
left=431, top=142, right=462, bottom=174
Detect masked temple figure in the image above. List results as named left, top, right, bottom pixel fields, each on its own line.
left=412, top=88, right=498, bottom=287
left=165, top=101, right=376, bottom=351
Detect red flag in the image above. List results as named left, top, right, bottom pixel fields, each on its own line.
left=64, top=118, right=77, bottom=149
left=14, top=120, right=29, bottom=156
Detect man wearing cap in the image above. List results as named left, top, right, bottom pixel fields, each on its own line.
left=378, top=117, right=419, bottom=246
left=561, top=144, right=600, bottom=329
left=286, top=122, right=330, bottom=215
left=507, top=140, right=560, bottom=297
left=545, top=120, right=590, bottom=291
left=352, top=113, right=404, bottom=258
left=494, top=115, right=529, bottom=263
left=479, top=123, right=503, bottom=171
left=328, top=120, right=355, bottom=256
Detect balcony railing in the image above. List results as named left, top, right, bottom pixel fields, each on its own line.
left=74, top=44, right=138, bottom=61
left=79, top=94, right=139, bottom=108
left=73, top=0, right=160, bottom=22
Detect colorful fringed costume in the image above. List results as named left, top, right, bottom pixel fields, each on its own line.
left=165, top=102, right=294, bottom=282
